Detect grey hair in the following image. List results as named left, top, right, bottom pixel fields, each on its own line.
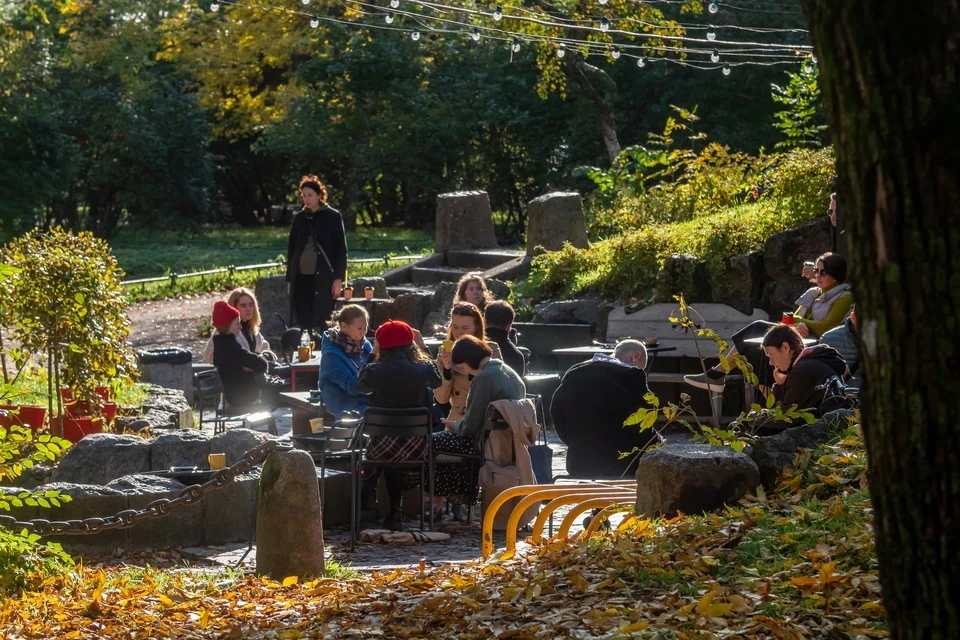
left=614, top=340, right=647, bottom=369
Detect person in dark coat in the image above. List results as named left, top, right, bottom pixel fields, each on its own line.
left=551, top=340, right=659, bottom=478
left=483, top=301, right=525, bottom=377
left=355, top=321, right=442, bottom=530
left=211, top=301, right=270, bottom=412
left=285, top=175, right=348, bottom=332
left=754, top=323, right=849, bottom=434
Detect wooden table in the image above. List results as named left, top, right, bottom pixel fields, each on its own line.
left=278, top=390, right=329, bottom=436
left=289, top=352, right=321, bottom=391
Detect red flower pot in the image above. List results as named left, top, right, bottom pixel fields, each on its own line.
left=95, top=386, right=112, bottom=403
left=62, top=416, right=103, bottom=443
left=65, top=400, right=94, bottom=418
left=0, top=405, right=47, bottom=430
left=101, top=402, right=118, bottom=424
left=60, top=387, right=74, bottom=403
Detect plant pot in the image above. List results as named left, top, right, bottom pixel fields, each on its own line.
left=0, top=404, right=47, bottom=430
left=101, top=402, right=118, bottom=424
left=62, top=416, right=103, bottom=443
left=60, top=387, right=74, bottom=403
left=94, top=386, right=112, bottom=402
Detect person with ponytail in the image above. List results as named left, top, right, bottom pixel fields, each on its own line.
left=317, top=304, right=373, bottom=419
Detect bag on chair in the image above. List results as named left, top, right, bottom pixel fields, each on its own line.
left=528, top=426, right=553, bottom=484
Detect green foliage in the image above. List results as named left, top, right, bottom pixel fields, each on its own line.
left=771, top=58, right=828, bottom=149
left=0, top=528, right=73, bottom=594
left=0, top=227, right=137, bottom=399
left=759, top=146, right=836, bottom=220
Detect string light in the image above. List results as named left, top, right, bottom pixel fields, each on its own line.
left=384, top=12, right=393, bottom=22
left=301, top=0, right=309, bottom=5
left=493, top=6, right=503, bottom=20
left=511, top=37, right=520, bottom=52
left=706, top=26, right=716, bottom=41
left=556, top=43, right=565, bottom=57
left=708, top=0, right=719, bottom=14
left=472, top=26, right=480, bottom=40
left=310, top=14, right=319, bottom=27
left=610, top=47, right=620, bottom=59
left=599, top=0, right=608, bottom=4
left=711, top=48, right=720, bottom=62
left=636, top=56, right=645, bottom=67
left=600, top=17, right=609, bottom=32
left=389, top=0, right=399, bottom=7
left=210, top=1, right=219, bottom=10
left=411, top=28, right=420, bottom=40
left=722, top=65, right=731, bottom=75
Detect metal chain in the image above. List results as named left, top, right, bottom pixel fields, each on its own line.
left=0, top=440, right=291, bottom=536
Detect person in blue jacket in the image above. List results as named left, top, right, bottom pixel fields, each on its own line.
left=317, top=304, right=372, bottom=419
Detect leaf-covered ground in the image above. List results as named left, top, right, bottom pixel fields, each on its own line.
left=0, top=426, right=885, bottom=639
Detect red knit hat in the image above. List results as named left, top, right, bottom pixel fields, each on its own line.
left=375, top=320, right=414, bottom=349
left=212, top=300, right=240, bottom=328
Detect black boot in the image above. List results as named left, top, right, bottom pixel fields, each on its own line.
left=383, top=508, right=404, bottom=532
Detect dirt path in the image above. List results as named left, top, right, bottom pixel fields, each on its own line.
left=126, top=291, right=230, bottom=358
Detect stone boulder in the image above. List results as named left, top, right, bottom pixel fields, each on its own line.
left=106, top=474, right=204, bottom=549
left=208, top=428, right=272, bottom=466
left=255, top=274, right=289, bottom=337
left=635, top=444, right=761, bottom=517
left=390, top=292, right=434, bottom=331
left=431, top=282, right=459, bottom=317
left=749, top=410, right=854, bottom=488
left=654, top=253, right=712, bottom=304
left=712, top=251, right=765, bottom=315
left=762, top=216, right=833, bottom=281
left=205, top=471, right=260, bottom=545
left=150, top=430, right=212, bottom=471
left=525, top=192, right=589, bottom=256
left=422, top=311, right=446, bottom=336
left=348, top=276, right=389, bottom=300
left=369, top=300, right=396, bottom=331
left=534, top=298, right=603, bottom=324
left=139, top=386, right=192, bottom=430
left=435, top=191, right=499, bottom=253
left=763, top=280, right=813, bottom=321
left=52, top=433, right=151, bottom=485
left=484, top=278, right=511, bottom=302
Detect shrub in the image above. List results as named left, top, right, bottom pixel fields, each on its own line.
left=0, top=528, right=73, bottom=594
left=758, top=146, right=835, bottom=220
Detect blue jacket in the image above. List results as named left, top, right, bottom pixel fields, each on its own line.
left=317, top=331, right=373, bottom=419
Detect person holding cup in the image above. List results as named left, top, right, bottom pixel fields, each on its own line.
left=434, top=302, right=502, bottom=423
left=317, top=304, right=373, bottom=420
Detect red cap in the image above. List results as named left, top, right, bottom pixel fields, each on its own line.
left=375, top=320, right=414, bottom=350
left=212, top=300, right=240, bottom=328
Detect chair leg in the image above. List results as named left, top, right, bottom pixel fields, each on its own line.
left=349, top=453, right=357, bottom=553
left=418, top=464, right=425, bottom=532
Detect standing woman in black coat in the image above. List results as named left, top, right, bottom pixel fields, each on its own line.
left=286, top=175, right=348, bottom=332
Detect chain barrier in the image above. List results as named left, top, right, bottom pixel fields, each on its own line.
left=0, top=440, right=291, bottom=536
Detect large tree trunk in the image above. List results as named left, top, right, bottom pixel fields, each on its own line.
left=564, top=54, right=621, bottom=162
left=800, top=1, right=960, bottom=637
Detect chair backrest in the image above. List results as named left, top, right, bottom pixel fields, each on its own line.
left=324, top=417, right=364, bottom=452
left=194, top=369, right=225, bottom=416
left=361, top=406, right=432, bottom=438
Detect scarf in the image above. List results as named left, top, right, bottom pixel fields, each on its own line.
left=794, top=283, right=852, bottom=321
left=327, top=327, right=364, bottom=356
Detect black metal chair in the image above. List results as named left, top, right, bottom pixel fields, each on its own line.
left=192, top=369, right=277, bottom=435
left=355, top=406, right=434, bottom=540
left=314, top=416, right=365, bottom=552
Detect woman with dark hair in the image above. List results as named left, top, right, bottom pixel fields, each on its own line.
left=686, top=252, right=853, bottom=393
left=285, top=175, right=348, bottom=332
left=318, top=304, right=373, bottom=420
left=753, top=323, right=848, bottom=434
left=432, top=335, right=526, bottom=503
left=453, top=273, right=494, bottom=312
left=355, top=321, right=442, bottom=530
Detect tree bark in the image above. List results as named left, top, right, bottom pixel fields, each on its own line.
left=564, top=54, right=621, bottom=162
left=800, top=1, right=960, bottom=637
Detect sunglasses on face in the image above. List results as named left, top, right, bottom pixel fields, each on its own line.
left=815, top=269, right=829, bottom=276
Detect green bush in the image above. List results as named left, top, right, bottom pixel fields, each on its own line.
left=0, top=528, right=73, bottom=593
left=758, top=146, right=835, bottom=220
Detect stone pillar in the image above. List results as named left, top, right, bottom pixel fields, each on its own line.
left=435, top=191, right=499, bottom=253
left=525, top=192, right=589, bottom=256
left=255, top=449, right=325, bottom=579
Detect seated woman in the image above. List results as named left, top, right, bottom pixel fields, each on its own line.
left=355, top=321, right=442, bottom=531
left=433, top=335, right=526, bottom=507
left=753, top=323, right=848, bottom=435
left=317, top=304, right=373, bottom=420
left=453, top=273, right=495, bottom=312
left=210, top=301, right=270, bottom=413
left=686, top=252, right=853, bottom=393
left=435, top=302, right=503, bottom=422
left=203, top=288, right=282, bottom=369
left=819, top=307, right=860, bottom=386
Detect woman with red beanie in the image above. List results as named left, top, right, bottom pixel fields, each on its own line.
left=355, top=320, right=442, bottom=531
left=211, top=300, right=270, bottom=412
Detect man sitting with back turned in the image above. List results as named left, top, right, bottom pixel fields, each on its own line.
left=551, top=340, right=660, bottom=477
left=483, top=301, right=526, bottom=377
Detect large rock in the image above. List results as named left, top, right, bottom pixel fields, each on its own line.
left=484, top=278, right=511, bottom=302
left=435, top=191, right=499, bottom=253
left=635, top=444, right=760, bottom=517
left=431, top=282, right=459, bottom=316
left=106, top=474, right=204, bottom=549
left=654, top=253, right=712, bottom=304
left=763, top=280, right=813, bottom=320
left=525, top=192, right=589, bottom=256
left=205, top=471, right=260, bottom=545
left=256, top=449, right=325, bottom=579
left=150, top=430, right=211, bottom=471
left=390, top=292, right=434, bottom=331
left=369, top=300, right=396, bottom=331
left=208, top=429, right=272, bottom=466
left=763, top=216, right=833, bottom=281
left=256, top=274, right=289, bottom=338
left=139, top=386, right=192, bottom=430
left=749, top=410, right=854, bottom=488
left=534, top=298, right=603, bottom=324
left=348, top=277, right=389, bottom=300
left=712, top=251, right=765, bottom=315
left=52, top=433, right=151, bottom=485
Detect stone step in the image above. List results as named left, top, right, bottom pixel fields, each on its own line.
left=410, top=266, right=473, bottom=285
left=446, top=249, right=525, bottom=270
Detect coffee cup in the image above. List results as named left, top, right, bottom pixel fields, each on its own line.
left=309, top=418, right=325, bottom=434
left=208, top=453, right=226, bottom=470
left=781, top=313, right=795, bottom=325
left=364, top=287, right=375, bottom=300
left=442, top=339, right=455, bottom=353
left=343, top=287, right=353, bottom=299
left=309, top=388, right=321, bottom=399
left=644, top=337, right=658, bottom=346
left=297, top=346, right=311, bottom=362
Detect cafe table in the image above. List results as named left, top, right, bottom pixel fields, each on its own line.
left=289, top=351, right=322, bottom=391
left=278, top=390, right=329, bottom=436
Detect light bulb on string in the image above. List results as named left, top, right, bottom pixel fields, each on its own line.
left=210, top=1, right=219, bottom=11
left=384, top=12, right=393, bottom=23
left=708, top=0, right=719, bottom=14
left=301, top=0, right=309, bottom=5
left=556, top=44, right=565, bottom=58
left=706, top=26, right=716, bottom=41
left=710, top=48, right=720, bottom=63
left=411, top=28, right=420, bottom=40
left=610, top=47, right=620, bottom=60
left=493, top=6, right=502, bottom=21
left=600, top=17, right=609, bottom=32
left=389, top=0, right=399, bottom=8
left=310, top=14, right=319, bottom=28
left=636, top=56, right=645, bottom=67
left=511, top=38, right=520, bottom=52
left=598, top=0, right=608, bottom=4
left=472, top=27, right=480, bottom=41
left=722, top=65, right=731, bottom=76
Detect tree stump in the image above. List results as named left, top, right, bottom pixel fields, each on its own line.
left=435, top=191, right=499, bottom=252
left=525, top=192, right=589, bottom=256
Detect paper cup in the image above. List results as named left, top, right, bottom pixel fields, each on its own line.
left=310, top=418, right=326, bottom=434
left=208, top=453, right=226, bottom=470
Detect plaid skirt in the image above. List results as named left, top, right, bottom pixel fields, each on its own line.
left=365, top=435, right=427, bottom=490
